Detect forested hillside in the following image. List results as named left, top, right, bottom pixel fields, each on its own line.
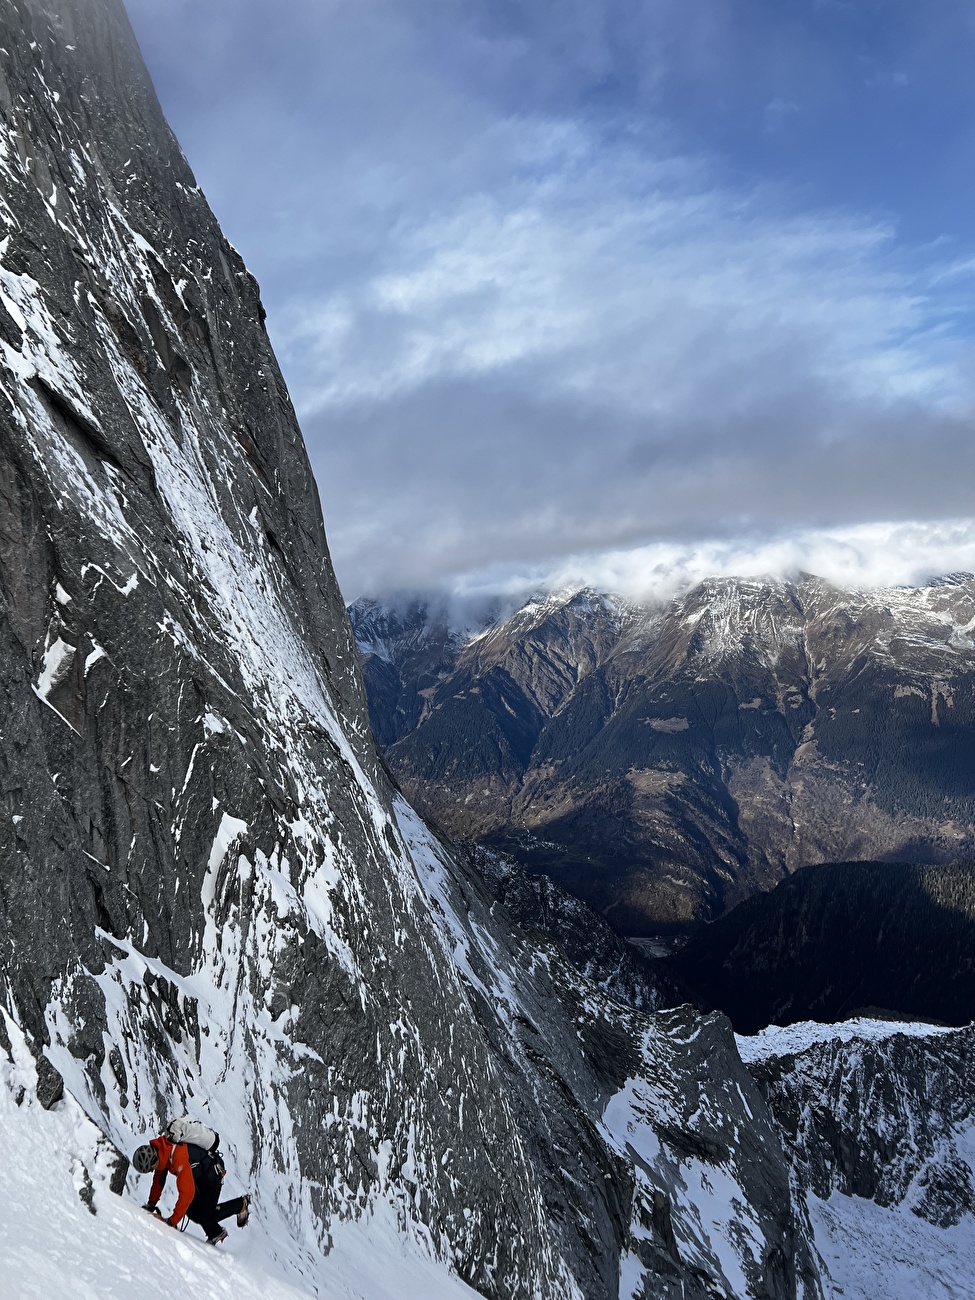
left=668, top=861, right=975, bottom=1032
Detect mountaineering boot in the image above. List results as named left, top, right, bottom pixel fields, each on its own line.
left=237, top=1196, right=250, bottom=1227
left=208, top=1230, right=229, bottom=1246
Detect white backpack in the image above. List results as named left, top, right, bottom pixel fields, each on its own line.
left=166, top=1115, right=220, bottom=1153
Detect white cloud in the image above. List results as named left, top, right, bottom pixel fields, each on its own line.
left=124, top=0, right=975, bottom=601
left=282, top=122, right=969, bottom=419
left=439, top=518, right=975, bottom=608
left=281, top=122, right=975, bottom=598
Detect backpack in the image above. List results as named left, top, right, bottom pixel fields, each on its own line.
left=166, top=1115, right=220, bottom=1155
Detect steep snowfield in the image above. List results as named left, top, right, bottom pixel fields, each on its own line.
left=810, top=1192, right=975, bottom=1300
left=0, top=1013, right=479, bottom=1300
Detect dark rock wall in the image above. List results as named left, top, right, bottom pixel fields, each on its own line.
left=0, top=1, right=564, bottom=1290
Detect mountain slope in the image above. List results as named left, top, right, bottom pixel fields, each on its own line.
left=740, top=1019, right=975, bottom=1299
left=667, top=860, right=975, bottom=1033
left=352, top=577, right=975, bottom=932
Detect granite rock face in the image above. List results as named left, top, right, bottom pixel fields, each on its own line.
left=0, top=3, right=828, bottom=1296
left=352, top=577, right=975, bottom=933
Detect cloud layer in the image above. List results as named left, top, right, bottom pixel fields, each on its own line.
left=443, top=518, right=975, bottom=608
left=286, top=127, right=975, bottom=595
left=125, top=0, right=975, bottom=599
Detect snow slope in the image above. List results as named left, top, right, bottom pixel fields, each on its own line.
left=0, top=1012, right=480, bottom=1300
left=810, top=1192, right=975, bottom=1300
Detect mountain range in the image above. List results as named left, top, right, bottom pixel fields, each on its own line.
left=351, top=576, right=975, bottom=932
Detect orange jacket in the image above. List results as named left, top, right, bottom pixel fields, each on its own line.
left=147, top=1135, right=196, bottom=1226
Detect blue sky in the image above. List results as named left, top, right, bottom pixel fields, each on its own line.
left=125, top=0, right=975, bottom=600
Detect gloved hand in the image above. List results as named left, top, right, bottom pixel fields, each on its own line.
left=167, top=1215, right=181, bottom=1229
left=143, top=1203, right=161, bottom=1216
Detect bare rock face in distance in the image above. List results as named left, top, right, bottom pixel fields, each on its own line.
left=0, top=2, right=828, bottom=1297
left=739, top=1019, right=975, bottom=1279
left=352, top=577, right=975, bottom=933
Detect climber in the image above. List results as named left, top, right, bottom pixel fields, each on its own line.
left=132, top=1118, right=250, bottom=1246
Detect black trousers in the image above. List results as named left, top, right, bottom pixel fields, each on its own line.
left=186, top=1188, right=245, bottom=1240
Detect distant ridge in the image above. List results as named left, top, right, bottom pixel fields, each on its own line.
left=667, top=860, right=975, bottom=1033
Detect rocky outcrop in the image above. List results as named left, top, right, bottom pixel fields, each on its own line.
left=741, top=1021, right=975, bottom=1231
left=352, top=576, right=975, bottom=932
left=402, top=808, right=825, bottom=1299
